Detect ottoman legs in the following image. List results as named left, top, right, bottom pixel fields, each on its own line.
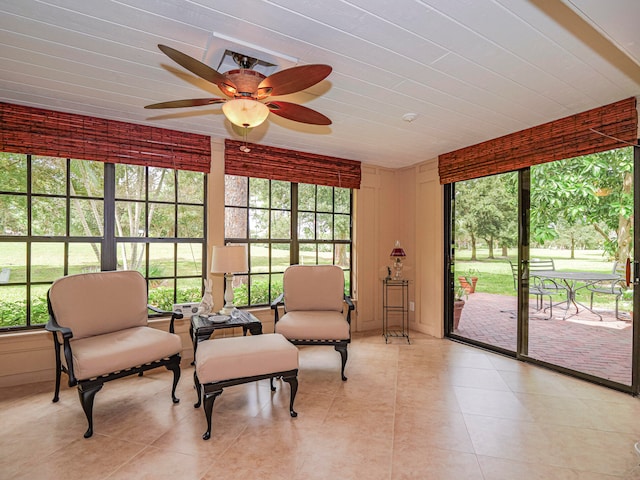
left=195, top=369, right=299, bottom=440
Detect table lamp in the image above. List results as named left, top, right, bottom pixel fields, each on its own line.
left=390, top=241, right=406, bottom=279
left=211, top=244, right=248, bottom=315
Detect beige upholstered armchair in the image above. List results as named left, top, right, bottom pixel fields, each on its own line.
left=46, top=270, right=183, bottom=438
left=271, top=265, right=354, bottom=381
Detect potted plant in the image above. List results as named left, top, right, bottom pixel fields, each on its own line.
left=458, top=268, right=479, bottom=294
left=453, top=286, right=467, bottom=330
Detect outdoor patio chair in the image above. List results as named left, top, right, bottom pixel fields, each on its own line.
left=585, top=260, right=627, bottom=320
left=46, top=270, right=183, bottom=438
left=509, top=260, right=568, bottom=319
left=271, top=265, right=354, bottom=381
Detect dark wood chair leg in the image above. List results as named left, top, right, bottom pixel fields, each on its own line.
left=282, top=374, right=298, bottom=417
left=202, top=389, right=223, bottom=440
left=78, top=383, right=103, bottom=438
left=166, top=356, right=181, bottom=404
left=193, top=371, right=202, bottom=408
left=334, top=343, right=348, bottom=381
left=52, top=341, right=62, bottom=403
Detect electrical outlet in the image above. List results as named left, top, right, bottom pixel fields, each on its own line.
left=173, top=302, right=200, bottom=317
left=409, top=301, right=415, bottom=312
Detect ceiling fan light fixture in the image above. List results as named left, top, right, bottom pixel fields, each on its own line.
left=222, top=98, right=270, bottom=128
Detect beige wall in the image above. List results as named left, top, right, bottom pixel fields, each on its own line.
left=0, top=143, right=445, bottom=387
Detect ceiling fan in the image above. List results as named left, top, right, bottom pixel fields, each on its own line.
left=145, top=44, right=332, bottom=128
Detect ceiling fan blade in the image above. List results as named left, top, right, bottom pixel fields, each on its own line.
left=259, top=65, right=332, bottom=97
left=144, top=98, right=226, bottom=109
left=267, top=101, right=331, bottom=125
left=157, top=44, right=237, bottom=94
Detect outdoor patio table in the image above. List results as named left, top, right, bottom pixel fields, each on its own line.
left=531, top=270, right=621, bottom=320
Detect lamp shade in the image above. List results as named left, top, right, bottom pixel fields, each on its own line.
left=211, top=245, right=248, bottom=274
left=222, top=99, right=270, bottom=128
left=390, top=240, right=406, bottom=258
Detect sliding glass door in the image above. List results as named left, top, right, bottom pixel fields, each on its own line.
left=446, top=146, right=638, bottom=393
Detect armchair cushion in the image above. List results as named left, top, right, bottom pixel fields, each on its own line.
left=48, top=270, right=148, bottom=340
left=275, top=311, right=349, bottom=341
left=283, top=265, right=344, bottom=312
left=69, top=326, right=182, bottom=381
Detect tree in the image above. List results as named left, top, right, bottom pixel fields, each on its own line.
left=455, top=173, right=518, bottom=259
left=531, top=147, right=633, bottom=261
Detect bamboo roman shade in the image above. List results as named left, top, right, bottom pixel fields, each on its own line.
left=0, top=102, right=211, bottom=173
left=225, top=139, right=361, bottom=189
left=438, top=97, right=638, bottom=184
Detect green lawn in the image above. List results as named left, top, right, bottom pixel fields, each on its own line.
left=454, top=248, right=629, bottom=311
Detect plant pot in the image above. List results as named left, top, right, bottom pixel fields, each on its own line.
left=458, top=277, right=472, bottom=294
left=469, top=276, right=478, bottom=293
left=453, top=299, right=465, bottom=330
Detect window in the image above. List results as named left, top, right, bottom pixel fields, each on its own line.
left=224, top=175, right=352, bottom=307
left=0, top=153, right=206, bottom=330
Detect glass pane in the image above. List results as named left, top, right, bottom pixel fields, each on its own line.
left=271, top=210, right=291, bottom=239
left=176, top=278, right=202, bottom=304
left=116, top=201, right=146, bottom=237
left=115, top=164, right=145, bottom=200
left=70, top=159, right=103, bottom=198
left=335, top=214, right=350, bottom=240
left=0, top=195, right=27, bottom=235
left=270, top=273, right=284, bottom=302
left=31, top=243, right=64, bottom=282
left=32, top=197, right=66, bottom=236
left=272, top=244, right=290, bottom=272
left=0, top=153, right=27, bottom=193
left=298, top=212, right=315, bottom=240
left=452, top=172, right=518, bottom=351
left=232, top=274, right=249, bottom=307
left=249, top=208, right=268, bottom=239
left=177, top=243, right=202, bottom=277
left=249, top=177, right=269, bottom=208
left=148, top=203, right=175, bottom=237
left=149, top=243, right=174, bottom=278
left=70, top=199, right=103, bottom=237
left=31, top=284, right=50, bottom=325
left=250, top=243, right=269, bottom=273
left=177, top=205, right=203, bottom=238
left=271, top=180, right=290, bottom=209
left=0, top=285, right=25, bottom=327
left=318, top=243, right=332, bottom=264
left=68, top=243, right=101, bottom=275
left=117, top=242, right=146, bottom=272
left=32, top=156, right=66, bottom=195
left=528, top=147, right=634, bottom=386
left=335, top=188, right=350, bottom=214
left=298, top=183, right=315, bottom=211
left=225, top=207, right=247, bottom=238
left=225, top=175, right=247, bottom=207
left=148, top=167, right=175, bottom=202
left=344, top=269, right=351, bottom=293
left=317, top=213, right=333, bottom=240
left=299, top=243, right=316, bottom=265
left=0, top=242, right=26, bottom=283
left=148, top=278, right=174, bottom=311
left=317, top=185, right=333, bottom=212
left=335, top=244, right=350, bottom=270
left=250, top=274, right=269, bottom=305
left=178, top=170, right=205, bottom=204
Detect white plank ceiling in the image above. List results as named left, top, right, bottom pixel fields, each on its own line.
left=0, top=0, right=638, bottom=169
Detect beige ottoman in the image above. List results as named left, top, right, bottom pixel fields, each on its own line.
left=194, top=333, right=299, bottom=440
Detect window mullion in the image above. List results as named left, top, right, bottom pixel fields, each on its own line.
left=102, top=163, right=116, bottom=270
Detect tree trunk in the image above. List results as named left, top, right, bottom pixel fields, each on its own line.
left=501, top=245, right=508, bottom=257
left=486, top=237, right=494, bottom=259
left=617, top=171, right=633, bottom=262
left=570, top=233, right=575, bottom=260
left=470, top=232, right=477, bottom=261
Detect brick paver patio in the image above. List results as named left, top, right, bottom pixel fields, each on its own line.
left=455, top=292, right=634, bottom=385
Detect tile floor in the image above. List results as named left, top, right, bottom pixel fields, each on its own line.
left=1, top=332, right=640, bottom=479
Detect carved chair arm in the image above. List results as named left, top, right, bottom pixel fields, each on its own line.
left=270, top=293, right=284, bottom=323
left=344, top=295, right=354, bottom=324
left=45, top=314, right=77, bottom=385
left=147, top=304, right=183, bottom=334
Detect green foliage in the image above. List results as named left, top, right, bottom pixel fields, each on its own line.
left=0, top=296, right=48, bottom=328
